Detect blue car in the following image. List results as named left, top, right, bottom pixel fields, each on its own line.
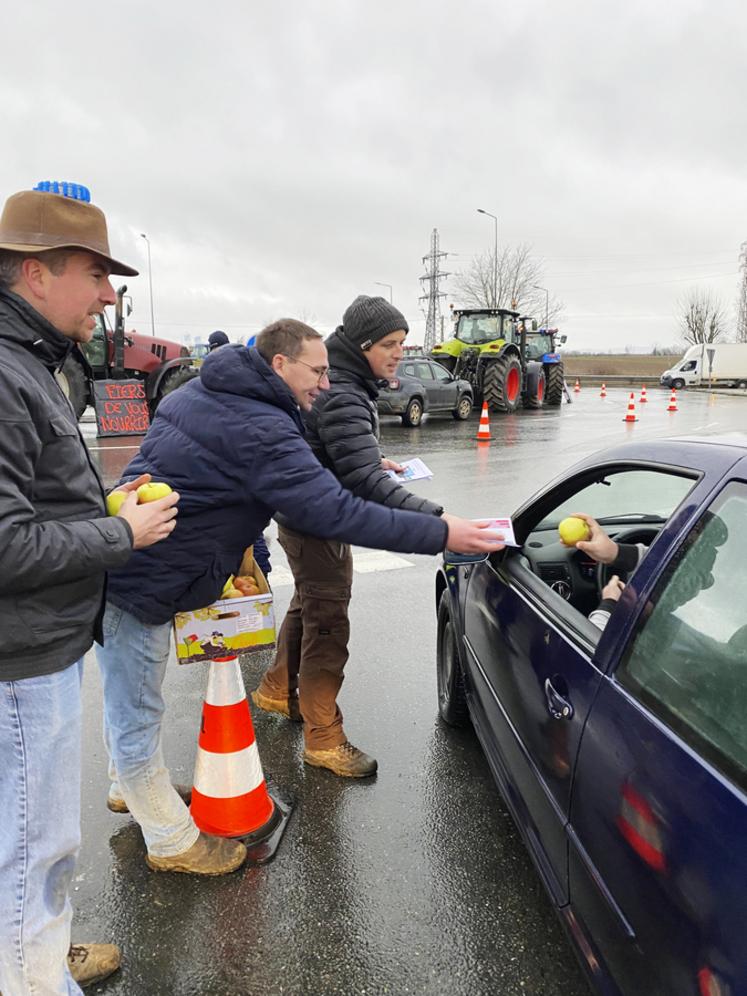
left=436, top=436, right=747, bottom=996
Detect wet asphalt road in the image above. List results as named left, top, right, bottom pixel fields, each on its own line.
left=74, top=387, right=746, bottom=996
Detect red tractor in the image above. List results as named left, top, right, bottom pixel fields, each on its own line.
left=57, top=286, right=197, bottom=419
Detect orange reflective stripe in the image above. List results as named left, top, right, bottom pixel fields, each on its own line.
left=199, top=700, right=254, bottom=754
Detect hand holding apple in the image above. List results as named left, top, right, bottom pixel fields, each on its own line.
left=137, top=482, right=174, bottom=503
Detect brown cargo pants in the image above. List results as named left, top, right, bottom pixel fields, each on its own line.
left=257, top=524, right=353, bottom=750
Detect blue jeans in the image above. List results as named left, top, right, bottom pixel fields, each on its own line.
left=0, top=660, right=84, bottom=996
left=96, top=603, right=199, bottom=857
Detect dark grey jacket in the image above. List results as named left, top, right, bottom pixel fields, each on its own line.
left=0, top=288, right=133, bottom=680
left=298, top=328, right=443, bottom=517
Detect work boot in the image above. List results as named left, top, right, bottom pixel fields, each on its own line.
left=251, top=687, right=302, bottom=722
left=303, top=741, right=378, bottom=778
left=67, top=943, right=121, bottom=987
left=145, top=832, right=247, bottom=875
left=107, top=783, right=192, bottom=814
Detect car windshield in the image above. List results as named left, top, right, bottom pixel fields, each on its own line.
left=537, top=470, right=696, bottom=529
left=456, top=315, right=504, bottom=344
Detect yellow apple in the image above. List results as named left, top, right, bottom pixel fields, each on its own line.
left=220, top=575, right=236, bottom=598
left=106, top=490, right=129, bottom=516
left=136, top=482, right=173, bottom=503
left=558, top=516, right=591, bottom=545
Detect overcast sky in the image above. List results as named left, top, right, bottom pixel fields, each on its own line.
left=2, top=0, right=745, bottom=352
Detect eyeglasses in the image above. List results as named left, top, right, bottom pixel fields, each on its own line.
left=282, top=355, right=330, bottom=384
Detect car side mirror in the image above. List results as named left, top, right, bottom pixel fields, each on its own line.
left=560, top=335, right=567, bottom=345
left=443, top=551, right=489, bottom=566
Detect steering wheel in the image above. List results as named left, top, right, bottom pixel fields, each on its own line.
left=597, top=526, right=662, bottom=594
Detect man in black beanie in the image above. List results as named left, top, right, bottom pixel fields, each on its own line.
left=252, top=295, right=445, bottom=777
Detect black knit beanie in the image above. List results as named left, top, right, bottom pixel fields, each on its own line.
left=341, top=295, right=409, bottom=350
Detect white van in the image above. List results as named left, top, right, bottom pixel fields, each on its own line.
left=660, top=343, right=747, bottom=389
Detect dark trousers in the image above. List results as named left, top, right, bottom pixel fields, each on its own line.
left=259, top=525, right=353, bottom=749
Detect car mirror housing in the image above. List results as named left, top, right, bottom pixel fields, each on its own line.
left=443, top=550, right=490, bottom=566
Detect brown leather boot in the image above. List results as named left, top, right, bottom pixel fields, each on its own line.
left=303, top=741, right=378, bottom=778
left=107, top=783, right=192, bottom=814
left=251, top=687, right=302, bottom=722
left=67, top=943, right=121, bottom=987
left=145, top=832, right=247, bottom=875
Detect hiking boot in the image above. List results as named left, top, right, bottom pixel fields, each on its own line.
left=145, top=832, right=247, bottom=875
left=107, top=783, right=192, bottom=814
left=67, top=943, right=121, bottom=987
left=251, top=687, right=302, bottom=722
left=303, top=741, right=378, bottom=778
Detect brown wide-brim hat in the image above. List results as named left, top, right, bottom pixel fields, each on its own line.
left=0, top=189, right=138, bottom=276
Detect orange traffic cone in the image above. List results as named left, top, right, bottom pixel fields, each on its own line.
left=573, top=379, right=581, bottom=393
left=622, top=392, right=639, bottom=423
left=476, top=401, right=491, bottom=441
left=639, top=385, right=648, bottom=404
left=600, top=383, right=607, bottom=398
left=191, top=655, right=288, bottom=853
left=667, top=389, right=678, bottom=412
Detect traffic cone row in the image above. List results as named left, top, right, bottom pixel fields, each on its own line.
left=191, top=654, right=280, bottom=841
left=573, top=379, right=581, bottom=393
left=622, top=392, right=639, bottom=423
left=476, top=401, right=491, bottom=441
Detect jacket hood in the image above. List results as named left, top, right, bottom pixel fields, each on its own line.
left=199, top=344, right=302, bottom=422
left=0, top=287, right=75, bottom=369
left=325, top=328, right=385, bottom=398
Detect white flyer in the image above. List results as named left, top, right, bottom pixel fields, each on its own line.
left=386, top=458, right=433, bottom=482
left=474, top=516, right=520, bottom=547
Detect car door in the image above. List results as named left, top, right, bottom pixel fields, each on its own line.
left=429, top=362, right=459, bottom=410
left=462, top=555, right=602, bottom=905
left=569, top=480, right=747, bottom=995
left=413, top=361, right=439, bottom=408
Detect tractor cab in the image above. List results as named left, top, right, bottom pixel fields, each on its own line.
left=453, top=308, right=518, bottom=346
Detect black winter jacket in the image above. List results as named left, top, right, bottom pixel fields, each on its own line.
left=300, top=329, right=443, bottom=516
left=106, top=346, right=448, bottom=624
left=0, top=289, right=133, bottom=680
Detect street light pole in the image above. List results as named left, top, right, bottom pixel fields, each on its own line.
left=532, top=284, right=550, bottom=335
left=140, top=233, right=156, bottom=337
left=477, top=208, right=498, bottom=308
left=374, top=281, right=393, bottom=303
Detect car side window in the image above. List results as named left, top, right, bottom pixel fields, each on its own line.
left=416, top=363, right=434, bottom=380
left=401, top=364, right=416, bottom=378
left=431, top=364, right=452, bottom=382
left=617, top=482, right=747, bottom=791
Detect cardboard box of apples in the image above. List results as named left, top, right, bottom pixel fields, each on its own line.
left=173, top=546, right=275, bottom=664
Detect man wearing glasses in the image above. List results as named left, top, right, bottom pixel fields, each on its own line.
left=96, top=318, right=504, bottom=875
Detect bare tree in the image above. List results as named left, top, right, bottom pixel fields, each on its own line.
left=453, top=244, right=563, bottom=326
left=676, top=288, right=728, bottom=345
left=737, top=242, right=747, bottom=343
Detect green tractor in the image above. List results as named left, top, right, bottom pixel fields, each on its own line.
left=430, top=308, right=566, bottom=413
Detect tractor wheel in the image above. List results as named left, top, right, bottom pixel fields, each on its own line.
left=482, top=355, right=522, bottom=413
left=524, top=367, right=546, bottom=409
left=56, top=356, right=89, bottom=419
left=545, top=362, right=565, bottom=406
left=160, top=367, right=199, bottom=399
left=402, top=396, right=424, bottom=426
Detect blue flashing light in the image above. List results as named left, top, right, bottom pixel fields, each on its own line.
left=33, top=181, right=91, bottom=203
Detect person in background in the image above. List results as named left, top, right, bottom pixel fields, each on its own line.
left=0, top=186, right=178, bottom=995
left=207, top=329, right=229, bottom=351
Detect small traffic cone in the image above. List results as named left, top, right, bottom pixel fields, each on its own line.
left=476, top=401, right=491, bottom=441
left=639, top=385, right=648, bottom=404
left=191, top=655, right=289, bottom=855
left=573, top=379, right=581, bottom=393
left=600, top=383, right=607, bottom=398
left=667, top=389, right=678, bottom=412
left=622, top=392, right=639, bottom=423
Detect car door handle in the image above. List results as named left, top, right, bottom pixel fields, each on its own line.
left=544, top=678, right=574, bottom=720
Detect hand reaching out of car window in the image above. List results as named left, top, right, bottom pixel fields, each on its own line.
left=565, top=512, right=619, bottom=564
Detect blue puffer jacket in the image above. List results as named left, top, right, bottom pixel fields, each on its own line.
left=106, top=346, right=447, bottom=624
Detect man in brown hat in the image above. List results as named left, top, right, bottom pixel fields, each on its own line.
left=0, top=186, right=179, bottom=994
